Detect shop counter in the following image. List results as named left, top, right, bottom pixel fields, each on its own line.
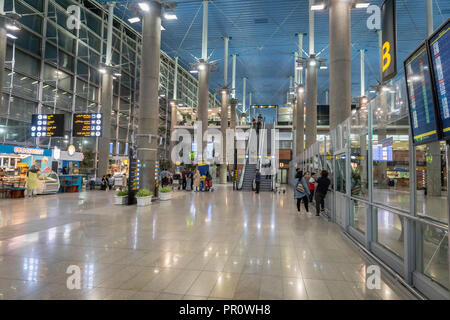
left=59, top=175, right=82, bottom=193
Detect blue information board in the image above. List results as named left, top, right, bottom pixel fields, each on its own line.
left=404, top=43, right=439, bottom=145
left=429, top=19, right=450, bottom=140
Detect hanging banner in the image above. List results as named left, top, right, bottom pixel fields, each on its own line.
left=381, top=0, right=397, bottom=82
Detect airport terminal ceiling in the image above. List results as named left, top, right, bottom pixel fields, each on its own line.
left=111, top=0, right=450, bottom=106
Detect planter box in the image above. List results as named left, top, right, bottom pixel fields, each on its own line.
left=137, top=196, right=152, bottom=207
left=159, top=192, right=172, bottom=201
left=114, top=195, right=127, bottom=205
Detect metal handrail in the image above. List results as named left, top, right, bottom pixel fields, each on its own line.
left=237, top=128, right=253, bottom=190
left=344, top=193, right=448, bottom=232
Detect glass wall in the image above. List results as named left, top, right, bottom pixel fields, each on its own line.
left=0, top=0, right=220, bottom=173
left=293, top=73, right=450, bottom=298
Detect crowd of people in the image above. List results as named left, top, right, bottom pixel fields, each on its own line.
left=160, top=167, right=215, bottom=192
left=294, top=169, right=331, bottom=216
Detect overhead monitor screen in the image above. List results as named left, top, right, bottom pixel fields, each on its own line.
left=404, top=43, right=439, bottom=145
left=73, top=113, right=103, bottom=137
left=429, top=19, right=450, bottom=139
left=31, top=114, right=65, bottom=137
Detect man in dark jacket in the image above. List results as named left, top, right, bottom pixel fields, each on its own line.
left=255, top=169, right=261, bottom=194
left=315, top=170, right=331, bottom=216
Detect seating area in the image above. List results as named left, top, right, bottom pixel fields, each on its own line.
left=0, top=176, right=26, bottom=198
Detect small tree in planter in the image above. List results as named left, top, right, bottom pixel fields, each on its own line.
left=114, top=189, right=128, bottom=205
left=136, top=188, right=153, bottom=207
left=159, top=186, right=173, bottom=201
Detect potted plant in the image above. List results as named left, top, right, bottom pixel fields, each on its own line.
left=114, top=189, right=128, bottom=205
left=136, top=188, right=153, bottom=207
left=159, top=186, right=173, bottom=201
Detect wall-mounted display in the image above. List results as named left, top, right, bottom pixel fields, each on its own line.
left=429, top=19, right=450, bottom=140
left=31, top=114, right=65, bottom=137
left=404, top=43, right=439, bottom=145
left=73, top=113, right=103, bottom=137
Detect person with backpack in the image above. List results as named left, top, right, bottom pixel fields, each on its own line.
left=315, top=170, right=331, bottom=216
left=294, top=170, right=310, bottom=213
left=308, top=172, right=317, bottom=202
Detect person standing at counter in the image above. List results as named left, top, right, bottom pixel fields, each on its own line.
left=26, top=165, right=39, bottom=198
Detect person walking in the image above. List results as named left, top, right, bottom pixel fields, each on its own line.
left=308, top=172, right=317, bottom=202
left=294, top=170, right=310, bottom=213
left=26, top=165, right=39, bottom=198
left=255, top=169, right=261, bottom=194
left=186, top=170, right=192, bottom=191
left=193, top=169, right=201, bottom=192
left=315, top=170, right=331, bottom=216
left=182, top=169, right=187, bottom=190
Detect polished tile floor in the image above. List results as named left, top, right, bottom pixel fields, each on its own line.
left=0, top=185, right=414, bottom=300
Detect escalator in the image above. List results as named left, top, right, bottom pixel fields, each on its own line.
left=238, top=123, right=273, bottom=192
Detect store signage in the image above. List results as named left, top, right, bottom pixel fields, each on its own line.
left=381, top=0, right=397, bottom=82
left=31, top=114, right=65, bottom=137
left=68, top=145, right=76, bottom=156
left=73, top=113, right=103, bottom=137
left=13, top=146, right=44, bottom=155
left=404, top=43, right=440, bottom=145
left=428, top=19, right=450, bottom=140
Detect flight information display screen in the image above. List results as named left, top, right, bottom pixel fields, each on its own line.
left=73, top=113, right=103, bottom=137
left=404, top=43, right=439, bottom=145
left=429, top=20, right=450, bottom=139
left=31, top=114, right=65, bottom=137
left=372, top=145, right=393, bottom=162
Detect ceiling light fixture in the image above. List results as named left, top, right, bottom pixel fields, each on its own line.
left=311, top=3, right=325, bottom=11
left=161, top=25, right=166, bottom=31
left=128, top=17, right=141, bottom=24
left=138, top=2, right=150, bottom=12
left=6, top=24, right=20, bottom=31
left=164, top=13, right=177, bottom=20
left=6, top=33, right=18, bottom=39
left=355, top=2, right=371, bottom=9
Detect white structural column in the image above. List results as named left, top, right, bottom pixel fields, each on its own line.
left=296, top=86, right=305, bottom=158
left=0, top=1, right=7, bottom=119
left=305, top=0, right=317, bottom=149
left=231, top=54, right=237, bottom=99
left=298, top=33, right=304, bottom=84
left=242, top=77, right=247, bottom=123
left=305, top=58, right=317, bottom=149
left=197, top=0, right=210, bottom=162
left=137, top=0, right=162, bottom=193
left=220, top=37, right=230, bottom=184
left=169, top=56, right=179, bottom=167
left=360, top=49, right=365, bottom=97
left=426, top=0, right=442, bottom=197
left=329, top=0, right=352, bottom=130
left=97, top=3, right=115, bottom=177
left=230, top=54, right=237, bottom=128
left=295, top=33, right=305, bottom=158
left=360, top=49, right=368, bottom=190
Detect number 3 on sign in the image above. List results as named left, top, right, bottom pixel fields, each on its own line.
left=382, top=41, right=391, bottom=72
